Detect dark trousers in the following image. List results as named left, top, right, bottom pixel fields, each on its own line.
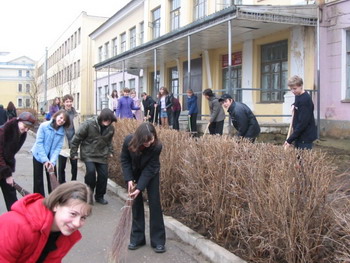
left=189, top=113, right=198, bottom=134
left=84, top=162, right=108, bottom=200
left=0, top=178, right=17, bottom=211
left=58, top=155, right=78, bottom=184
left=131, top=174, right=166, bottom=247
left=209, top=120, right=224, bottom=135
left=172, top=110, right=181, bottom=130
left=33, top=157, right=56, bottom=197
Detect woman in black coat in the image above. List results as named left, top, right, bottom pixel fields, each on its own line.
left=120, top=122, right=166, bottom=253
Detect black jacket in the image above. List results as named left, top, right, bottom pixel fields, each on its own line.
left=287, top=92, right=317, bottom=144
left=142, top=96, right=155, bottom=118
left=0, top=118, right=27, bottom=179
left=228, top=101, right=260, bottom=139
left=120, top=134, right=162, bottom=191
left=0, top=108, right=7, bottom=125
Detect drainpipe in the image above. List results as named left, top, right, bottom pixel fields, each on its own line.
left=228, top=20, right=232, bottom=96
left=187, top=35, right=191, bottom=90
left=154, top=49, right=157, bottom=97
left=316, top=6, right=321, bottom=139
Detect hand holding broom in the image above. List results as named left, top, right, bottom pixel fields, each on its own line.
left=284, top=107, right=295, bottom=150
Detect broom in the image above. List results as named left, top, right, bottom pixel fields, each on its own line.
left=203, top=122, right=210, bottom=138
left=110, top=198, right=134, bottom=263
left=284, top=109, right=294, bottom=150
left=13, top=181, right=31, bottom=196
left=48, top=167, right=60, bottom=190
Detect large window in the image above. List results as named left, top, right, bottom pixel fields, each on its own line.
left=139, top=22, right=144, bottom=44
left=223, top=66, right=242, bottom=102
left=130, top=27, right=136, bottom=49
left=169, top=67, right=179, bottom=95
left=104, top=42, right=109, bottom=60
left=26, top=83, right=30, bottom=93
left=346, top=30, right=350, bottom=99
left=260, top=40, right=288, bottom=102
left=18, top=98, right=23, bottom=108
left=120, top=32, right=126, bottom=53
left=194, top=0, right=206, bottom=20
left=170, top=0, right=181, bottom=31
left=152, top=7, right=161, bottom=39
left=112, top=37, right=118, bottom=56
left=98, top=46, right=103, bottom=62
left=18, top=83, right=23, bottom=92
left=129, top=78, right=135, bottom=90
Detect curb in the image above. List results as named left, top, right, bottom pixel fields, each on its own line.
left=107, top=179, right=246, bottom=263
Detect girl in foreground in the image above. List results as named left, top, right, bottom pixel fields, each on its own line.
left=0, top=181, right=92, bottom=263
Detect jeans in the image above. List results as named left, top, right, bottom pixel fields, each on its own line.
left=84, top=162, right=108, bottom=200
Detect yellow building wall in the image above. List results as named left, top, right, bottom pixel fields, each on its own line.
left=0, top=80, right=18, bottom=107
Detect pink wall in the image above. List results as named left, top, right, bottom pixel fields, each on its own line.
left=320, top=1, right=350, bottom=121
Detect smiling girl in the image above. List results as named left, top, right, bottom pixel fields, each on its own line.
left=0, top=181, right=92, bottom=263
left=32, top=109, right=70, bottom=196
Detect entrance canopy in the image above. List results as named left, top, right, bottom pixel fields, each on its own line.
left=94, top=5, right=317, bottom=72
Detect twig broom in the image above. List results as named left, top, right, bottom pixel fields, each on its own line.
left=109, top=198, right=133, bottom=263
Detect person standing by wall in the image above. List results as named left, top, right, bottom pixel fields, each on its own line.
left=108, top=90, right=119, bottom=115
left=6, top=101, right=17, bottom=120
left=31, top=110, right=70, bottom=196
left=49, top=97, right=61, bottom=117
left=155, top=87, right=173, bottom=128
left=58, top=94, right=80, bottom=184
left=202, top=89, right=225, bottom=135
left=186, top=89, right=198, bottom=135
left=130, top=89, right=143, bottom=122
left=141, top=92, right=156, bottom=123
left=0, top=105, right=8, bottom=126
left=284, top=75, right=317, bottom=150
left=171, top=96, right=181, bottom=130
left=0, top=181, right=92, bottom=262
left=219, top=94, right=260, bottom=142
left=121, top=122, right=166, bottom=253
left=70, top=108, right=116, bottom=205
left=116, top=88, right=140, bottom=119
left=0, top=112, right=36, bottom=211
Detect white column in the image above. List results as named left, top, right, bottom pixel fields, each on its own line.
left=242, top=39, right=254, bottom=110
left=203, top=50, right=212, bottom=90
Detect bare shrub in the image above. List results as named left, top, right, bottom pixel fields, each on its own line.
left=109, top=120, right=345, bottom=262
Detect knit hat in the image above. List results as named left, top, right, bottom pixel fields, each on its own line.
left=17, top=112, right=36, bottom=126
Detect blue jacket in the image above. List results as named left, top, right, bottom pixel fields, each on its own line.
left=116, top=96, right=140, bottom=119
left=31, top=120, right=65, bottom=166
left=187, top=95, right=198, bottom=115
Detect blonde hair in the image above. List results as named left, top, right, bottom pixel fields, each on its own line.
left=288, top=75, right=303, bottom=87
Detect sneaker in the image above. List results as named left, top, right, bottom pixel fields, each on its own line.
left=95, top=198, right=108, bottom=205
left=153, top=245, right=166, bottom=253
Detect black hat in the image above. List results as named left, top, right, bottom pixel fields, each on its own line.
left=17, top=112, right=36, bottom=126
left=218, top=94, right=233, bottom=102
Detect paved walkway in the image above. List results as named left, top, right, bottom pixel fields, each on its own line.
left=0, top=133, right=213, bottom=263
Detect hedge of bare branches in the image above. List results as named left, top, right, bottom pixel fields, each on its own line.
left=109, top=119, right=350, bottom=263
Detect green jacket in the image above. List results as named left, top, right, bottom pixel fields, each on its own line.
left=70, top=117, right=114, bottom=164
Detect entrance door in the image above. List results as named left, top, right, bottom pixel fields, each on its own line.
left=183, top=58, right=202, bottom=118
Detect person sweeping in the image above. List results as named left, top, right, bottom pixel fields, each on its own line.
left=120, top=122, right=166, bottom=253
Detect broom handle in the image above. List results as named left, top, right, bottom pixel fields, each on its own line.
left=203, top=122, right=210, bottom=137
left=48, top=168, right=60, bottom=190
left=13, top=181, right=31, bottom=196
left=153, top=106, right=157, bottom=124
left=145, top=110, right=149, bottom=122
left=286, top=110, right=294, bottom=141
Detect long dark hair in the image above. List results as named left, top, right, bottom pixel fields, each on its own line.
left=52, top=109, right=70, bottom=129
left=111, top=90, right=118, bottom=99
left=7, top=101, right=16, bottom=111
left=128, top=123, right=158, bottom=153
left=158, top=86, right=169, bottom=98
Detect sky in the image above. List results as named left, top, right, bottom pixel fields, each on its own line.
left=0, top=0, right=131, bottom=62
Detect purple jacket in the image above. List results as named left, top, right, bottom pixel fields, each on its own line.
left=116, top=96, right=140, bottom=119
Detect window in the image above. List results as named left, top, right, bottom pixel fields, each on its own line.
left=112, top=37, right=118, bottom=56
left=130, top=27, right=136, bottom=49
left=120, top=32, right=126, bottom=53
left=169, top=67, right=179, bottom=95
left=105, top=42, right=109, bottom=59
left=346, top=30, right=350, bottom=99
left=139, top=22, right=144, bottom=44
left=18, top=70, right=22, bottom=77
left=98, top=46, right=103, bottom=62
left=18, top=98, right=23, bottom=108
left=152, top=7, right=161, bottom=39
left=112, top=83, right=117, bottom=91
left=170, top=0, right=181, bottom=31
left=77, top=60, right=80, bottom=77
left=260, top=40, right=288, bottom=102
left=129, top=78, right=136, bottom=90
left=26, top=83, right=30, bottom=93
left=194, top=0, right=206, bottom=20
left=223, top=66, right=242, bottom=102
left=25, top=98, right=30, bottom=107
left=119, top=81, right=125, bottom=90
left=18, top=83, right=23, bottom=92
left=26, top=70, right=30, bottom=77
left=78, top=28, right=81, bottom=45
